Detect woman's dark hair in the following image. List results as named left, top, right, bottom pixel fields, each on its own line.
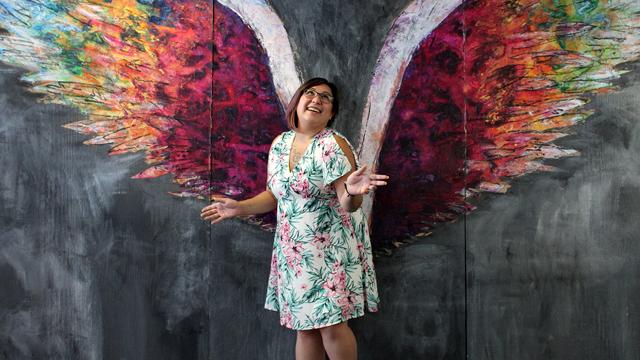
left=285, top=77, right=339, bottom=129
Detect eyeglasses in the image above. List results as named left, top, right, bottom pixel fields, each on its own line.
left=303, top=88, right=334, bottom=104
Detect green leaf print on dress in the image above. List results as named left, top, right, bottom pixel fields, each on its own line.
left=264, top=128, right=379, bottom=330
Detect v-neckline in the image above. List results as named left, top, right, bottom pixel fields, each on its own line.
left=288, top=132, right=312, bottom=173
left=287, top=129, right=327, bottom=173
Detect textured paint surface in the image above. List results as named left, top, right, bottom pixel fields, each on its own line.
left=0, top=0, right=293, bottom=202
left=0, top=0, right=213, bottom=357
left=0, top=64, right=209, bottom=358
left=370, top=0, right=640, bottom=247
left=357, top=0, right=463, bottom=172
left=218, top=0, right=301, bottom=105
left=212, top=2, right=287, bottom=200
left=0, top=0, right=213, bottom=197
left=1, top=0, right=640, bottom=359
left=466, top=66, right=640, bottom=359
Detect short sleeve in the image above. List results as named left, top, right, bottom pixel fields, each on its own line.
left=320, top=135, right=354, bottom=186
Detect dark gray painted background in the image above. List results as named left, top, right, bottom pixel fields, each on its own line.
left=1, top=0, right=640, bottom=358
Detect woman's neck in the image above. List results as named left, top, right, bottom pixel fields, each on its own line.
left=294, top=123, right=326, bottom=141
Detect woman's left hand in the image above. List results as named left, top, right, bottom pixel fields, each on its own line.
left=345, top=165, right=389, bottom=195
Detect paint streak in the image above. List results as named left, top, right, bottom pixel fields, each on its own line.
left=0, top=0, right=212, bottom=197
left=0, top=0, right=288, bottom=205
left=218, top=0, right=301, bottom=106
left=372, top=12, right=469, bottom=247
left=371, top=0, right=640, bottom=247
left=212, top=2, right=287, bottom=201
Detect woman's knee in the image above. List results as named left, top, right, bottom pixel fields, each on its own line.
left=297, top=329, right=321, bottom=340
left=318, top=322, right=350, bottom=342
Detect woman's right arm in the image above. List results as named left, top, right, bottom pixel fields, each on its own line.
left=200, top=190, right=277, bottom=224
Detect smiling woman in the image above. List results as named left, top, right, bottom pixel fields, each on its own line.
left=201, top=78, right=389, bottom=360
left=286, top=77, right=340, bottom=129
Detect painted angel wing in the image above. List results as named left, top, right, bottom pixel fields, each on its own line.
left=0, top=0, right=300, bottom=203
left=0, top=0, right=214, bottom=195
left=213, top=0, right=300, bottom=202
left=359, top=0, right=640, bottom=248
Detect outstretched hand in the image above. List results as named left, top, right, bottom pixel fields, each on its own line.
left=200, top=196, right=241, bottom=224
left=345, top=165, right=389, bottom=195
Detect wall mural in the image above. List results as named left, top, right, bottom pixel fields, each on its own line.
left=0, top=0, right=216, bottom=357
left=0, top=0, right=212, bottom=196
left=1, top=0, right=639, bottom=358
left=2, top=0, right=637, bottom=244
left=368, top=0, right=640, bottom=246
left=215, top=0, right=640, bottom=247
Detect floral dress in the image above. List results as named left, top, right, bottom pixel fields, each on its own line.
left=265, top=128, right=379, bottom=330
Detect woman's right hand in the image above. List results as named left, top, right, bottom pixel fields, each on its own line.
left=200, top=197, right=241, bottom=224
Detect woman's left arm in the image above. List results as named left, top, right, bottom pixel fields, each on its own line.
left=333, top=135, right=389, bottom=212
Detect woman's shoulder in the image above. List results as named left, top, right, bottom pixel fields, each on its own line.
left=319, top=128, right=355, bottom=152
left=316, top=128, right=344, bottom=142
left=316, top=128, right=359, bottom=168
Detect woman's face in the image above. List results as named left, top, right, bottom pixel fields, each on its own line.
left=295, top=84, right=334, bottom=129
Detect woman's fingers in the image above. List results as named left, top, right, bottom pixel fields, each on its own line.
left=354, top=165, right=367, bottom=175
left=211, top=209, right=229, bottom=224
left=202, top=197, right=227, bottom=213
left=201, top=203, right=216, bottom=212
left=201, top=208, right=213, bottom=218
left=201, top=196, right=237, bottom=224
left=369, top=173, right=389, bottom=180
left=370, top=180, right=387, bottom=186
left=204, top=210, right=230, bottom=223
left=203, top=213, right=220, bottom=222
left=201, top=203, right=219, bottom=215
left=201, top=208, right=220, bottom=221
left=368, top=173, right=389, bottom=188
left=201, top=204, right=230, bottom=220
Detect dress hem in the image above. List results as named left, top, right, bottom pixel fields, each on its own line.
left=264, top=306, right=379, bottom=331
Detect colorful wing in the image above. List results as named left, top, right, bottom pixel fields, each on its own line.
left=0, top=0, right=300, bottom=204
left=359, top=0, right=640, bottom=249
left=213, top=0, right=300, bottom=203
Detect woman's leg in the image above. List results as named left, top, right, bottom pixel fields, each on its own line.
left=318, top=322, right=357, bottom=360
left=296, top=329, right=326, bottom=360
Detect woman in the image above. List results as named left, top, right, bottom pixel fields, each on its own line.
left=201, top=78, right=389, bottom=360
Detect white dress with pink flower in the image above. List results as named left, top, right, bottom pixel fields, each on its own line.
left=265, top=128, right=379, bottom=330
